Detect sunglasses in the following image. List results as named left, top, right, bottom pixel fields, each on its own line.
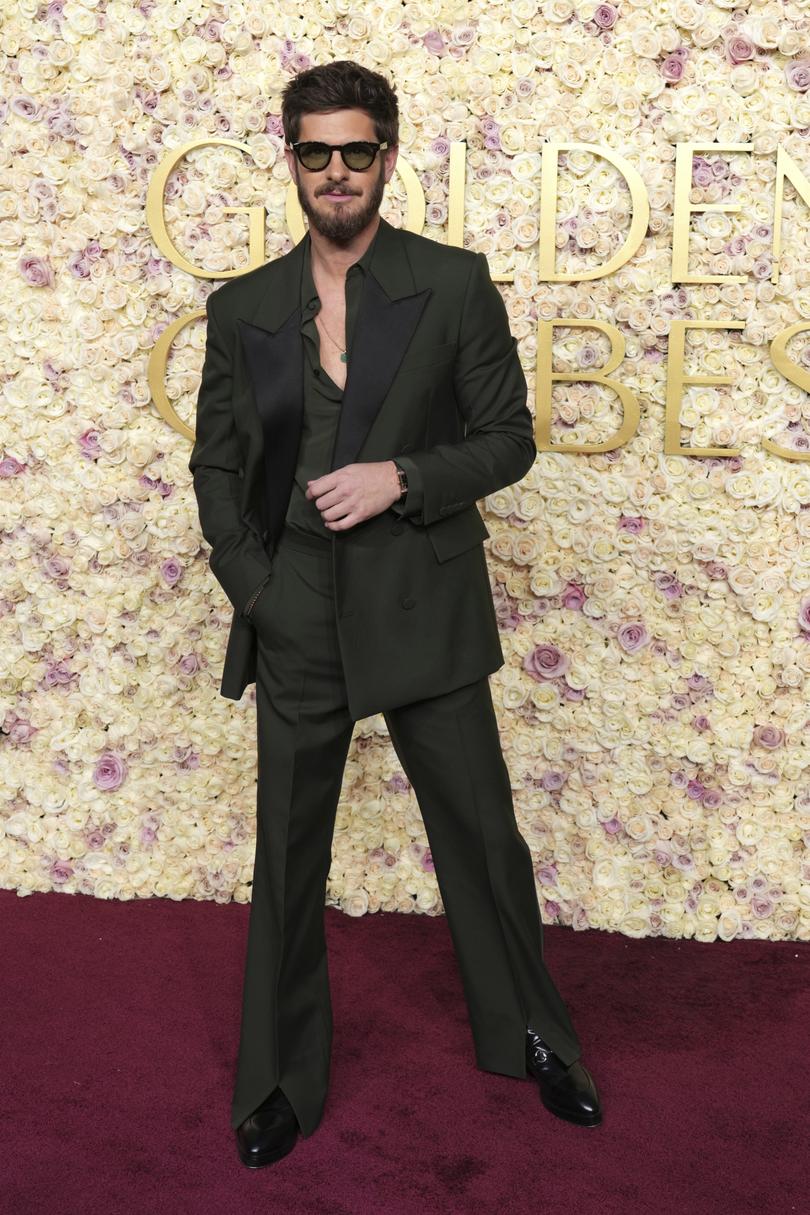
left=286, top=140, right=390, bottom=172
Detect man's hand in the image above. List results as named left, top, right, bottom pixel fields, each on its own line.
left=305, top=461, right=401, bottom=530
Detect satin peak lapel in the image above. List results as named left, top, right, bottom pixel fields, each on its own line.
left=330, top=267, right=432, bottom=471
left=233, top=218, right=431, bottom=539
left=235, top=240, right=305, bottom=545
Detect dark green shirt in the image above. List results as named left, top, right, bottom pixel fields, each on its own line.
left=283, top=223, right=381, bottom=537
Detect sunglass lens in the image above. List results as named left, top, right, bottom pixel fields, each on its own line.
left=343, top=143, right=375, bottom=169
left=299, top=143, right=330, bottom=169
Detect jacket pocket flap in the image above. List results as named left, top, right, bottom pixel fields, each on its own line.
left=426, top=506, right=490, bottom=562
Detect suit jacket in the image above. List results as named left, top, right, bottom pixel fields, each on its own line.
left=188, top=215, right=537, bottom=721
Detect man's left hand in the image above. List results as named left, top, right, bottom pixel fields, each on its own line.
left=306, top=461, right=401, bottom=530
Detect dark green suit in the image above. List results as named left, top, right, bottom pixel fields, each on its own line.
left=189, top=215, right=533, bottom=720
left=189, top=215, right=582, bottom=1137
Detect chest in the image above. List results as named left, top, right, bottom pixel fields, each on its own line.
left=314, top=290, right=348, bottom=392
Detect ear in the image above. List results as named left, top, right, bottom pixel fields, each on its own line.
left=288, top=155, right=303, bottom=190
left=384, top=143, right=398, bottom=183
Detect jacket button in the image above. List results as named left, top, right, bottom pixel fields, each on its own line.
left=390, top=523, right=404, bottom=536
left=400, top=595, right=416, bottom=610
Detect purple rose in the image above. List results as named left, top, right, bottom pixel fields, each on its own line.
left=44, top=555, right=70, bottom=578
left=161, top=557, right=183, bottom=587
left=78, top=429, right=102, bottom=459
left=43, top=660, right=74, bottom=688
left=692, top=156, right=716, bottom=188
left=561, top=583, right=586, bottom=609
left=523, top=644, right=570, bottom=681
left=11, top=94, right=40, bottom=120
left=660, top=53, right=685, bottom=83
left=616, top=621, right=649, bottom=653
left=9, top=717, right=36, bottom=743
left=725, top=35, right=754, bottom=64
left=386, top=772, right=411, bottom=794
left=593, top=4, right=618, bottom=29
left=20, top=254, right=54, bottom=287
left=423, top=30, right=446, bottom=54
left=654, top=572, right=683, bottom=601
left=752, top=724, right=784, bottom=749
left=799, top=596, right=810, bottom=632
left=751, top=896, right=774, bottom=919
left=93, top=751, right=127, bottom=791
left=785, top=59, right=810, bottom=92
left=542, top=771, right=565, bottom=792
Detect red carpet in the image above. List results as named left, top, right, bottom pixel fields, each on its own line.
left=3, top=887, right=806, bottom=1214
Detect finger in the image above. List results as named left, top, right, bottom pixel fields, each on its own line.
left=313, top=487, right=346, bottom=510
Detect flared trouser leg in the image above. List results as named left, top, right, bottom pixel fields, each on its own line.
left=229, top=530, right=354, bottom=1138
left=229, top=526, right=583, bottom=1139
left=384, top=677, right=582, bottom=1075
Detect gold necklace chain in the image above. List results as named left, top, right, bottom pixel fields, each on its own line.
left=315, top=310, right=347, bottom=360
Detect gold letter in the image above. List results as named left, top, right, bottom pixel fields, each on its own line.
left=146, top=138, right=266, bottom=278
left=539, top=143, right=649, bottom=282
left=671, top=143, right=750, bottom=284
left=771, top=146, right=810, bottom=288
left=535, top=319, right=639, bottom=451
left=763, top=321, right=810, bottom=461
left=147, top=310, right=202, bottom=441
left=665, top=319, right=745, bottom=456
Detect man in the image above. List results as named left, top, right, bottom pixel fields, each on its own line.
left=189, top=60, right=601, bottom=1170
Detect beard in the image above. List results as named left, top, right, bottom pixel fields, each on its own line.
left=296, top=162, right=386, bottom=246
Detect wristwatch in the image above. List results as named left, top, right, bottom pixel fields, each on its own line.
left=393, top=460, right=408, bottom=499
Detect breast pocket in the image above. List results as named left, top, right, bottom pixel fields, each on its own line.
left=397, top=341, right=456, bottom=372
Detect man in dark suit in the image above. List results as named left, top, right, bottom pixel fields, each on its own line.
left=189, top=60, right=601, bottom=1169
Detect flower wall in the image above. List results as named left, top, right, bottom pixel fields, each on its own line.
left=2, top=0, right=809, bottom=940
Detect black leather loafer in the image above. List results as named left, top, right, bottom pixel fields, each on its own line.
left=235, top=1086, right=300, bottom=1168
left=525, top=1026, right=602, bottom=1127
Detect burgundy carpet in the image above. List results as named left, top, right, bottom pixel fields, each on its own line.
left=3, top=887, right=807, bottom=1214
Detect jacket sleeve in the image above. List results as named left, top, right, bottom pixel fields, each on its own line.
left=188, top=292, right=274, bottom=616
left=390, top=251, right=537, bottom=527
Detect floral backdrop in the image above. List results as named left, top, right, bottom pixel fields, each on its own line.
left=1, top=0, right=809, bottom=942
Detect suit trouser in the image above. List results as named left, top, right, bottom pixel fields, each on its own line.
left=229, top=522, right=582, bottom=1137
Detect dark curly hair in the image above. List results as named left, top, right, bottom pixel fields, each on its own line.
left=281, top=59, right=399, bottom=149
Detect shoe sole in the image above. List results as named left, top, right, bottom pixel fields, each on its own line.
left=237, top=1128, right=299, bottom=1168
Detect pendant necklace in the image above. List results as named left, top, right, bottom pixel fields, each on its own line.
left=316, top=311, right=348, bottom=363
